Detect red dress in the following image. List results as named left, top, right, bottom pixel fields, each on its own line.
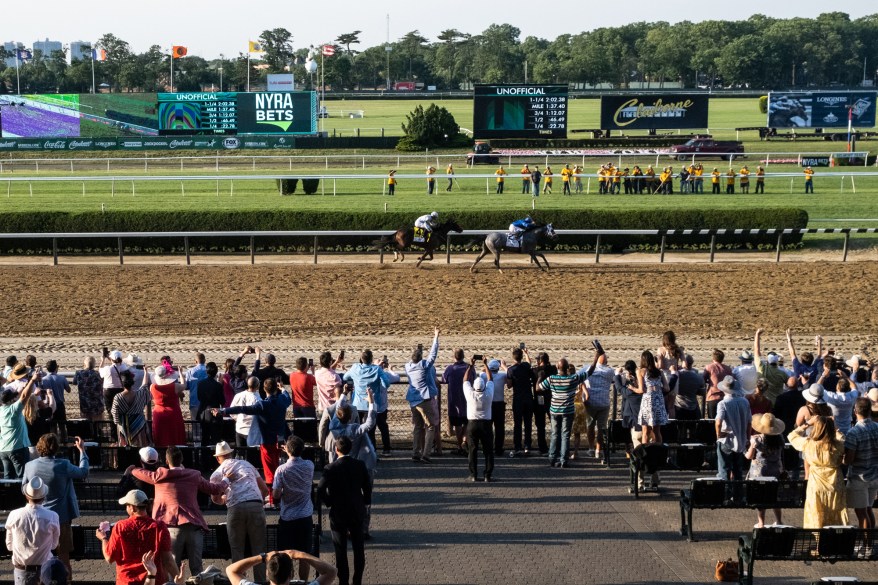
left=151, top=382, right=186, bottom=447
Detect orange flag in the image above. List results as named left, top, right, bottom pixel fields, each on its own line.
left=172, top=46, right=188, bottom=59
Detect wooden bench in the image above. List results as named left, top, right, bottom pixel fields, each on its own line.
left=679, top=478, right=807, bottom=541
left=737, top=526, right=878, bottom=585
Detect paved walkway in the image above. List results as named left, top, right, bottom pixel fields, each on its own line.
left=2, top=450, right=876, bottom=584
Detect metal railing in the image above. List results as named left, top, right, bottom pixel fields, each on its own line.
left=1, top=227, right=875, bottom=266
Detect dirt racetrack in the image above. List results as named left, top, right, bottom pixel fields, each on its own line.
left=1, top=261, right=877, bottom=369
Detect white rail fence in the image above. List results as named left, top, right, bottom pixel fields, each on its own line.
left=0, top=228, right=874, bottom=266
left=2, top=171, right=876, bottom=197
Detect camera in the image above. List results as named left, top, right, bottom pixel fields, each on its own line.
left=473, top=354, right=484, bottom=362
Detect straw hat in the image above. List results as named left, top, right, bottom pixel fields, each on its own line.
left=23, top=477, right=49, bottom=500
left=803, top=383, right=826, bottom=404
left=153, top=365, right=177, bottom=385
left=214, top=441, right=235, bottom=458
left=752, top=413, right=785, bottom=436
left=7, top=363, right=28, bottom=381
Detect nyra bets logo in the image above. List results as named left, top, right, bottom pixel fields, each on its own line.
left=253, top=93, right=295, bottom=131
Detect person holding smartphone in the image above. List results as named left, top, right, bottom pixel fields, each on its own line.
left=289, top=357, right=317, bottom=419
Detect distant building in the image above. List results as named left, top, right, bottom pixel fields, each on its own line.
left=33, top=38, right=62, bottom=58
left=3, top=41, right=20, bottom=67
left=70, top=41, right=90, bottom=62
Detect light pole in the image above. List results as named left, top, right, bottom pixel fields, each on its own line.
left=219, top=53, right=224, bottom=91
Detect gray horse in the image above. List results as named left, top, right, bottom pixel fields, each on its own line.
left=471, top=223, right=557, bottom=273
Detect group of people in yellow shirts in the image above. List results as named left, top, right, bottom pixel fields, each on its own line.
left=386, top=161, right=815, bottom=196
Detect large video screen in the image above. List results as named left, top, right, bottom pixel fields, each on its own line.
left=473, top=85, right=568, bottom=139
left=768, top=92, right=877, bottom=128
left=1, top=91, right=317, bottom=138
left=600, top=95, right=709, bottom=130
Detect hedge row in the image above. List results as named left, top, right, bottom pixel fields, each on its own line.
left=0, top=208, right=808, bottom=254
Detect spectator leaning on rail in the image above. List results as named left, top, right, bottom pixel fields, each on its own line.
left=22, top=433, right=89, bottom=581
left=40, top=360, right=69, bottom=442
left=6, top=477, right=59, bottom=585
left=216, top=377, right=292, bottom=501
left=375, top=357, right=400, bottom=455
left=463, top=356, right=494, bottom=482
left=249, top=347, right=288, bottom=397
left=131, top=445, right=229, bottom=576
left=315, top=351, right=343, bottom=447
left=405, top=329, right=440, bottom=463
left=184, top=353, right=208, bottom=441
left=229, top=376, right=263, bottom=448
left=98, top=350, right=129, bottom=421
left=442, top=349, right=471, bottom=456
left=210, top=441, right=270, bottom=584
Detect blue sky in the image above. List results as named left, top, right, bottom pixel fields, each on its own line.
left=8, top=0, right=876, bottom=58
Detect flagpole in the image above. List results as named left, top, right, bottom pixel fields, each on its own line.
left=320, top=48, right=324, bottom=134
left=90, top=48, right=96, bottom=94
left=15, top=51, right=21, bottom=95
left=171, top=52, right=174, bottom=93
left=247, top=52, right=251, bottom=92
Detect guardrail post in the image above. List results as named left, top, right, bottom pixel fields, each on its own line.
left=313, top=236, right=318, bottom=264
left=446, top=234, right=452, bottom=264
left=118, top=237, right=124, bottom=265
left=250, top=236, right=255, bottom=265
left=379, top=246, right=384, bottom=264
left=842, top=232, right=850, bottom=262
left=775, top=233, right=783, bottom=263
left=659, top=234, right=666, bottom=263
left=52, top=238, right=58, bottom=266
left=709, top=235, right=716, bottom=263
left=594, top=235, right=601, bottom=264
left=184, top=236, right=190, bottom=266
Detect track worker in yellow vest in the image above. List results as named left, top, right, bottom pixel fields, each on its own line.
left=804, top=166, right=815, bottom=193
left=426, top=166, right=437, bottom=195
left=739, top=166, right=751, bottom=194
left=446, top=164, right=455, bottom=192
left=726, top=168, right=737, bottom=194
left=521, top=164, right=531, bottom=193
left=542, top=166, right=553, bottom=194
left=495, top=166, right=507, bottom=194
left=387, top=170, right=397, bottom=196
left=561, top=164, right=572, bottom=195
left=755, top=166, right=765, bottom=194
left=711, top=167, right=721, bottom=194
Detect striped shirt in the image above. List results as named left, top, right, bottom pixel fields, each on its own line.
left=844, top=419, right=878, bottom=481
left=272, top=457, right=314, bottom=521
left=540, top=372, right=587, bottom=415
left=111, top=385, right=151, bottom=442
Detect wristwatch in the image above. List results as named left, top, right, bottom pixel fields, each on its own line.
left=260, top=552, right=267, bottom=564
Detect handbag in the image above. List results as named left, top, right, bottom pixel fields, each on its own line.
left=714, top=559, right=739, bottom=582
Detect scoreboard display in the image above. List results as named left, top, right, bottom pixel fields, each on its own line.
left=473, top=84, right=568, bottom=139
left=157, top=91, right=317, bottom=136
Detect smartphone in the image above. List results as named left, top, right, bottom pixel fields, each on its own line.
left=308, top=358, right=314, bottom=368
left=418, top=343, right=423, bottom=352
left=102, top=347, right=109, bottom=357
left=593, top=339, right=604, bottom=353
left=473, top=354, right=484, bottom=362
left=338, top=350, right=345, bottom=361
left=519, top=342, right=526, bottom=350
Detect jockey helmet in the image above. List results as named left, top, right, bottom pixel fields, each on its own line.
left=430, top=211, right=439, bottom=219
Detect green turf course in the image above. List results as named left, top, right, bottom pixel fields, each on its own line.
left=1, top=97, right=876, bottom=238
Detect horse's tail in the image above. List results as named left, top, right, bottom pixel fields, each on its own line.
left=370, top=235, right=395, bottom=251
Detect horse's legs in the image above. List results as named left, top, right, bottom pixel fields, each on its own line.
left=393, top=250, right=399, bottom=262
left=537, top=253, right=550, bottom=271
left=416, top=250, right=428, bottom=268
left=530, top=253, right=542, bottom=270
left=493, top=247, right=502, bottom=273
left=471, top=246, right=488, bottom=272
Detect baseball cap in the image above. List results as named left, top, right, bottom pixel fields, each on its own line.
left=109, top=350, right=124, bottom=361
left=139, top=446, right=158, bottom=464
left=473, top=377, right=486, bottom=391
left=488, top=359, right=501, bottom=372
left=118, top=489, right=148, bottom=506
left=767, top=354, right=780, bottom=365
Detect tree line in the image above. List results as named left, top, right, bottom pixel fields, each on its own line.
left=2, top=12, right=877, bottom=94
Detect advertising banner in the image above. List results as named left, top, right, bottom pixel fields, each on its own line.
left=600, top=95, right=709, bottom=129
left=235, top=92, right=317, bottom=135
left=267, top=74, right=295, bottom=92
left=768, top=92, right=877, bottom=128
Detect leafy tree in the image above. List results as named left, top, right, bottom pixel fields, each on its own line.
left=258, top=28, right=295, bottom=73
left=96, top=33, right=132, bottom=92
left=335, top=31, right=362, bottom=55
left=399, top=104, right=459, bottom=149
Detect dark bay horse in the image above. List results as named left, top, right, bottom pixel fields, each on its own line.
left=470, top=223, right=557, bottom=273
left=373, top=219, right=463, bottom=268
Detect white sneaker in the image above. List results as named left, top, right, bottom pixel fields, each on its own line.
left=594, top=450, right=602, bottom=460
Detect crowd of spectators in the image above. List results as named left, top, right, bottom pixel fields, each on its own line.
left=1, top=327, right=877, bottom=583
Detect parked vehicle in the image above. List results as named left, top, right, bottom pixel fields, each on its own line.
left=465, top=141, right=501, bottom=165
left=669, top=138, right=744, bottom=160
